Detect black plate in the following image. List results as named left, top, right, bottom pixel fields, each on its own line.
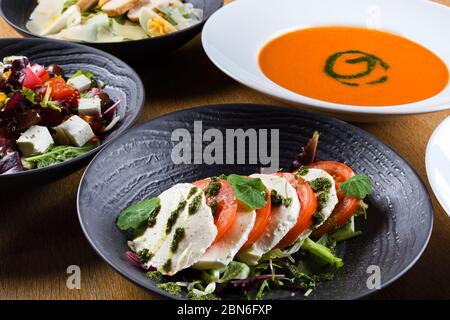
left=0, top=0, right=224, bottom=59
left=77, top=104, right=433, bottom=300
left=0, top=38, right=145, bottom=189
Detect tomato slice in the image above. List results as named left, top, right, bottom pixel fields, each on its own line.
left=241, top=188, right=271, bottom=250
left=193, top=178, right=238, bottom=242
left=308, top=161, right=354, bottom=199
left=275, top=172, right=318, bottom=249
left=23, top=65, right=42, bottom=89
left=46, top=77, right=80, bottom=107
left=308, top=161, right=361, bottom=238
left=31, top=64, right=50, bottom=83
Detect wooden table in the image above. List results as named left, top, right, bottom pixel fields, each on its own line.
left=1, top=0, right=450, bottom=300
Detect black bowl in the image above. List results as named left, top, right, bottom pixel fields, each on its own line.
left=0, top=0, right=224, bottom=59
left=0, top=38, right=145, bottom=189
left=77, top=104, right=433, bottom=300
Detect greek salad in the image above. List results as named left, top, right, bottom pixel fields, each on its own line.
left=116, top=133, right=372, bottom=299
left=0, top=55, right=120, bottom=175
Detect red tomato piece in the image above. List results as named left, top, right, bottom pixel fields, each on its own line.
left=275, top=172, right=318, bottom=249
left=193, top=178, right=238, bottom=242
left=46, top=77, right=80, bottom=107
left=308, top=161, right=361, bottom=238
left=240, top=187, right=271, bottom=250
left=23, top=65, right=42, bottom=89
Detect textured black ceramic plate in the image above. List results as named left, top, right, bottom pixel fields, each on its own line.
left=0, top=38, right=145, bottom=188
left=77, top=104, right=433, bottom=300
left=0, top=0, right=224, bottom=59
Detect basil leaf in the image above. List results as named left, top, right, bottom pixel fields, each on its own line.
left=227, top=174, right=268, bottom=209
left=117, top=197, right=160, bottom=231
left=219, top=261, right=250, bottom=283
left=340, top=174, right=372, bottom=199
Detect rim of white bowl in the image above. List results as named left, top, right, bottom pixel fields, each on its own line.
left=426, top=116, right=450, bottom=216
left=202, top=0, right=450, bottom=116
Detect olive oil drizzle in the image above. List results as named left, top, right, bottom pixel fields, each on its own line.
left=324, top=50, right=389, bottom=86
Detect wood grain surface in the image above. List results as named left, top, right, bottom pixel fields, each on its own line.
left=1, top=0, right=449, bottom=300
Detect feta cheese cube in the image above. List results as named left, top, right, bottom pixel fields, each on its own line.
left=16, top=125, right=54, bottom=156
left=78, top=97, right=102, bottom=116
left=52, top=124, right=72, bottom=145
left=67, top=74, right=92, bottom=92
left=60, top=115, right=95, bottom=147
left=3, top=55, right=27, bottom=65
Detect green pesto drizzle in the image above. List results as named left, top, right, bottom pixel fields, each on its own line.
left=137, top=249, right=154, bottom=264
left=187, top=187, right=198, bottom=199
left=295, top=165, right=309, bottom=179
left=208, top=199, right=219, bottom=217
left=165, top=200, right=187, bottom=234
left=367, top=75, right=388, bottom=85
left=188, top=194, right=202, bottom=215
left=162, top=259, right=172, bottom=273
left=204, top=179, right=221, bottom=197
left=312, top=210, right=326, bottom=226
left=309, top=177, right=332, bottom=193
left=147, top=270, right=163, bottom=282
left=158, top=282, right=181, bottom=296
left=147, top=203, right=161, bottom=228
left=324, top=50, right=389, bottom=87
left=316, top=192, right=329, bottom=212
left=270, top=190, right=292, bottom=208
left=170, top=227, right=185, bottom=253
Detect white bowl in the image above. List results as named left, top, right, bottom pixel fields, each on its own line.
left=426, top=116, right=450, bottom=216
left=202, top=0, right=450, bottom=122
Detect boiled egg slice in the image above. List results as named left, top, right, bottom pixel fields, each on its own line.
left=38, top=5, right=81, bottom=36
left=139, top=6, right=176, bottom=37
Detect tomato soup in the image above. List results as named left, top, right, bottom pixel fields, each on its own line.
left=259, top=26, right=449, bottom=106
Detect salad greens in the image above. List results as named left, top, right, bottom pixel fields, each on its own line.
left=23, top=141, right=98, bottom=169
left=116, top=132, right=372, bottom=300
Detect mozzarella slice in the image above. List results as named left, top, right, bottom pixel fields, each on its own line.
left=236, top=174, right=300, bottom=265
left=193, top=205, right=256, bottom=270
left=299, top=168, right=339, bottom=229
left=132, top=183, right=217, bottom=275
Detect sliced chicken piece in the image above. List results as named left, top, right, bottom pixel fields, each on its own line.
left=127, top=0, right=152, bottom=22
left=101, top=0, right=140, bottom=16
left=98, top=0, right=111, bottom=6
left=76, top=0, right=99, bottom=11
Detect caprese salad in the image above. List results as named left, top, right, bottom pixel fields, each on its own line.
left=116, top=133, right=372, bottom=299
left=0, top=55, right=120, bottom=175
